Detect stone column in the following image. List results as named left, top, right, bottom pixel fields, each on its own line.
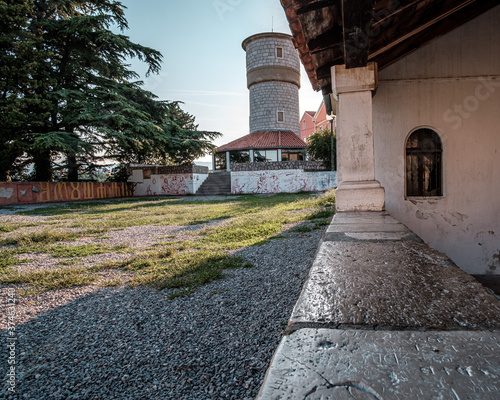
left=332, top=62, right=385, bottom=212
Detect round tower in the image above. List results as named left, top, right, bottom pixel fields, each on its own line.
left=242, top=32, right=301, bottom=136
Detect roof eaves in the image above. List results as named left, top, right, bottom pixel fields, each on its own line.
left=280, top=0, right=321, bottom=92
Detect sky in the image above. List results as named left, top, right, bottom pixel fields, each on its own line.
left=121, top=0, right=323, bottom=162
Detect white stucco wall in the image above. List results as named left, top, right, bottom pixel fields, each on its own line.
left=131, top=173, right=208, bottom=196
left=373, top=6, right=500, bottom=275
left=231, top=170, right=337, bottom=194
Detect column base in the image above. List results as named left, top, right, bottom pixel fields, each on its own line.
left=335, top=181, right=385, bottom=212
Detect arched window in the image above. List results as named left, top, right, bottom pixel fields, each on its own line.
left=406, top=128, right=442, bottom=197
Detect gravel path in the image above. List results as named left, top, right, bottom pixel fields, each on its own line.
left=1, top=224, right=325, bottom=399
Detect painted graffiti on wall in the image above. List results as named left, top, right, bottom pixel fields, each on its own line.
left=231, top=170, right=337, bottom=194
left=0, top=182, right=134, bottom=206
left=160, top=175, right=190, bottom=195
left=132, top=173, right=209, bottom=196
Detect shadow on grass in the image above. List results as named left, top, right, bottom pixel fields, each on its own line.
left=1, top=191, right=335, bottom=297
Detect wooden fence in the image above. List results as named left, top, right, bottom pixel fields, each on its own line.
left=0, top=182, right=134, bottom=206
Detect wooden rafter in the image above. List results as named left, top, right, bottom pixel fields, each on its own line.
left=281, top=0, right=500, bottom=93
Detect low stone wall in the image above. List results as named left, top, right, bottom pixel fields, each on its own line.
left=129, top=172, right=208, bottom=196
left=128, top=164, right=209, bottom=175
left=230, top=161, right=326, bottom=172
left=231, top=169, right=337, bottom=194
left=0, top=182, right=133, bottom=205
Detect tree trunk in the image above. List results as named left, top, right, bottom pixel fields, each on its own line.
left=33, top=149, right=52, bottom=181
left=67, top=153, right=79, bottom=181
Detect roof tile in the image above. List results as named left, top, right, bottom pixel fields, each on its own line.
left=217, top=130, right=306, bottom=152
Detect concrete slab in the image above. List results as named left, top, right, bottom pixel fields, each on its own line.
left=344, top=232, right=415, bottom=241
left=258, top=211, right=500, bottom=398
left=290, top=240, right=500, bottom=330
left=327, top=223, right=411, bottom=233
left=257, top=328, right=500, bottom=400
left=332, top=212, right=401, bottom=224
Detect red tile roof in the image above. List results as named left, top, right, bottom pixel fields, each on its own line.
left=217, top=130, right=306, bottom=152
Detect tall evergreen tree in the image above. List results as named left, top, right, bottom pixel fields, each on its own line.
left=0, top=0, right=220, bottom=181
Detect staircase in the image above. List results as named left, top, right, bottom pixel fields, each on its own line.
left=196, top=172, right=231, bottom=195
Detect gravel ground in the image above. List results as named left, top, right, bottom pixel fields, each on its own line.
left=1, top=211, right=325, bottom=399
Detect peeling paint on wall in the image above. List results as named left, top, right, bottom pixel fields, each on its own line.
left=0, top=187, right=14, bottom=199
left=132, top=173, right=208, bottom=196
left=231, top=170, right=336, bottom=194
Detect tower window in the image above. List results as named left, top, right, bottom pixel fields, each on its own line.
left=406, top=128, right=443, bottom=197
left=276, top=46, right=283, bottom=58
left=277, top=111, right=285, bottom=123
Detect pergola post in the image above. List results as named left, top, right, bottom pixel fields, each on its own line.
left=226, top=151, right=231, bottom=172
left=332, top=62, right=385, bottom=212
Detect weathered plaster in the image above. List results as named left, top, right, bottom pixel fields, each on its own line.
left=332, top=63, right=385, bottom=212
left=132, top=173, right=208, bottom=196
left=373, top=6, right=500, bottom=274
left=231, top=170, right=336, bottom=194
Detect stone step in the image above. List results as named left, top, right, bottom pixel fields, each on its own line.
left=196, top=173, right=231, bottom=195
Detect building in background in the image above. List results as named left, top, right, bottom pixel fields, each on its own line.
left=300, top=100, right=334, bottom=143
left=212, top=31, right=336, bottom=194
left=214, top=32, right=306, bottom=171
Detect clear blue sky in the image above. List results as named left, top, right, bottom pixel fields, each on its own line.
left=122, top=0, right=322, bottom=162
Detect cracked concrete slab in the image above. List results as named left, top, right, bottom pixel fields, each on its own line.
left=257, top=211, right=500, bottom=398
left=289, top=213, right=500, bottom=331
left=327, top=223, right=411, bottom=233
left=256, top=328, right=500, bottom=400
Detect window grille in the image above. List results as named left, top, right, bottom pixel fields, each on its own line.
left=406, top=128, right=442, bottom=197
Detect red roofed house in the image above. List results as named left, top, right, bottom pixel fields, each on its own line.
left=215, top=130, right=307, bottom=171
left=300, top=111, right=315, bottom=142
left=300, top=100, right=335, bottom=143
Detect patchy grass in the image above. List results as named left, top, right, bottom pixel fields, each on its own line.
left=0, top=250, right=29, bottom=269
left=0, top=224, right=16, bottom=233
left=49, top=244, right=113, bottom=258
left=1, top=190, right=335, bottom=296
left=0, top=228, right=77, bottom=247
left=306, top=209, right=334, bottom=220
left=1, top=267, right=97, bottom=293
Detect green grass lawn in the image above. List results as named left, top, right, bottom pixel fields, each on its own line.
left=0, top=191, right=335, bottom=296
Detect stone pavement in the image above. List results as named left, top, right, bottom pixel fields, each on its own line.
left=257, top=212, right=500, bottom=399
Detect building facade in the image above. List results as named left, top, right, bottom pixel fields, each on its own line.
left=373, top=8, right=500, bottom=275
left=214, top=32, right=306, bottom=171
left=300, top=100, right=334, bottom=143
left=282, top=1, right=500, bottom=275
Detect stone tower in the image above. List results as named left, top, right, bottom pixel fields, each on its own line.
left=242, top=32, right=301, bottom=136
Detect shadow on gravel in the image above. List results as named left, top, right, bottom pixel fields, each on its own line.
left=2, top=223, right=326, bottom=400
